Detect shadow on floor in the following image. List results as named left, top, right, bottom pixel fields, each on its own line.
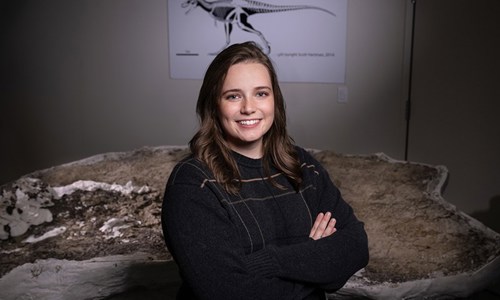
left=104, top=285, right=180, bottom=300
left=470, top=195, right=500, bottom=234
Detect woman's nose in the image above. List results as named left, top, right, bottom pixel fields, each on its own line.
left=240, top=98, right=256, bottom=114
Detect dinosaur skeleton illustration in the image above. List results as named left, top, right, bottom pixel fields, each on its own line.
left=181, top=0, right=335, bottom=54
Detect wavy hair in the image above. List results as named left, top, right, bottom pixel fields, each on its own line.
left=189, top=42, right=302, bottom=194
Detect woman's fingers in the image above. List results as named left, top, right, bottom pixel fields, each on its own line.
left=309, top=212, right=324, bottom=238
left=324, top=217, right=337, bottom=237
left=309, top=212, right=336, bottom=240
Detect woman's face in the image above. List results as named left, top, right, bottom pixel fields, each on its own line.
left=218, top=62, right=275, bottom=158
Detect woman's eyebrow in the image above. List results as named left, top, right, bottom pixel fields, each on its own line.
left=221, top=86, right=272, bottom=95
left=221, top=88, right=242, bottom=95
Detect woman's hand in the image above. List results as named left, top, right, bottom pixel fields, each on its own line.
left=309, top=212, right=337, bottom=240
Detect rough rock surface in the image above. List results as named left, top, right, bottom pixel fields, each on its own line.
left=0, top=146, right=499, bottom=300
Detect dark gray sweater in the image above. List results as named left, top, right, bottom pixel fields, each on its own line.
left=161, top=147, right=368, bottom=300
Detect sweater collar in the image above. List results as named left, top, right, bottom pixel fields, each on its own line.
left=231, top=151, right=263, bottom=168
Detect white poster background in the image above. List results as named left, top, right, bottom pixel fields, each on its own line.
left=168, top=0, right=347, bottom=83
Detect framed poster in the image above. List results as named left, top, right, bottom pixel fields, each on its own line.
left=168, top=0, right=347, bottom=83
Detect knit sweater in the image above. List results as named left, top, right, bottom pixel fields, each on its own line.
left=161, top=147, right=369, bottom=300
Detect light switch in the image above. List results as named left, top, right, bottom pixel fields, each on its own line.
left=338, top=86, right=348, bottom=103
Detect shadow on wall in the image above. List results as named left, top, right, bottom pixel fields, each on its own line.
left=471, top=195, right=500, bottom=234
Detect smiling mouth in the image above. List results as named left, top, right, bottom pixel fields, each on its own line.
left=238, top=119, right=260, bottom=126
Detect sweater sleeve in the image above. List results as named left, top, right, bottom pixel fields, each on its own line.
left=161, top=161, right=317, bottom=300
left=243, top=150, right=369, bottom=292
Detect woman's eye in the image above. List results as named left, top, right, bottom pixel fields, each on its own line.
left=256, top=91, right=269, bottom=97
left=225, top=94, right=240, bottom=100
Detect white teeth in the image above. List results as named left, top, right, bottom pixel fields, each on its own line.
left=239, top=120, right=259, bottom=125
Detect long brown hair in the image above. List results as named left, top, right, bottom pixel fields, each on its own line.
left=189, top=42, right=302, bottom=194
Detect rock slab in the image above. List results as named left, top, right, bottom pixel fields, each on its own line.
left=0, top=146, right=498, bottom=299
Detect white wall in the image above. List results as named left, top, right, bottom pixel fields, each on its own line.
left=286, top=0, right=409, bottom=156
left=1, top=0, right=409, bottom=183
left=1, top=0, right=199, bottom=180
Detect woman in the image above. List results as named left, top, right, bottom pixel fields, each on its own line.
left=162, top=42, right=368, bottom=300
